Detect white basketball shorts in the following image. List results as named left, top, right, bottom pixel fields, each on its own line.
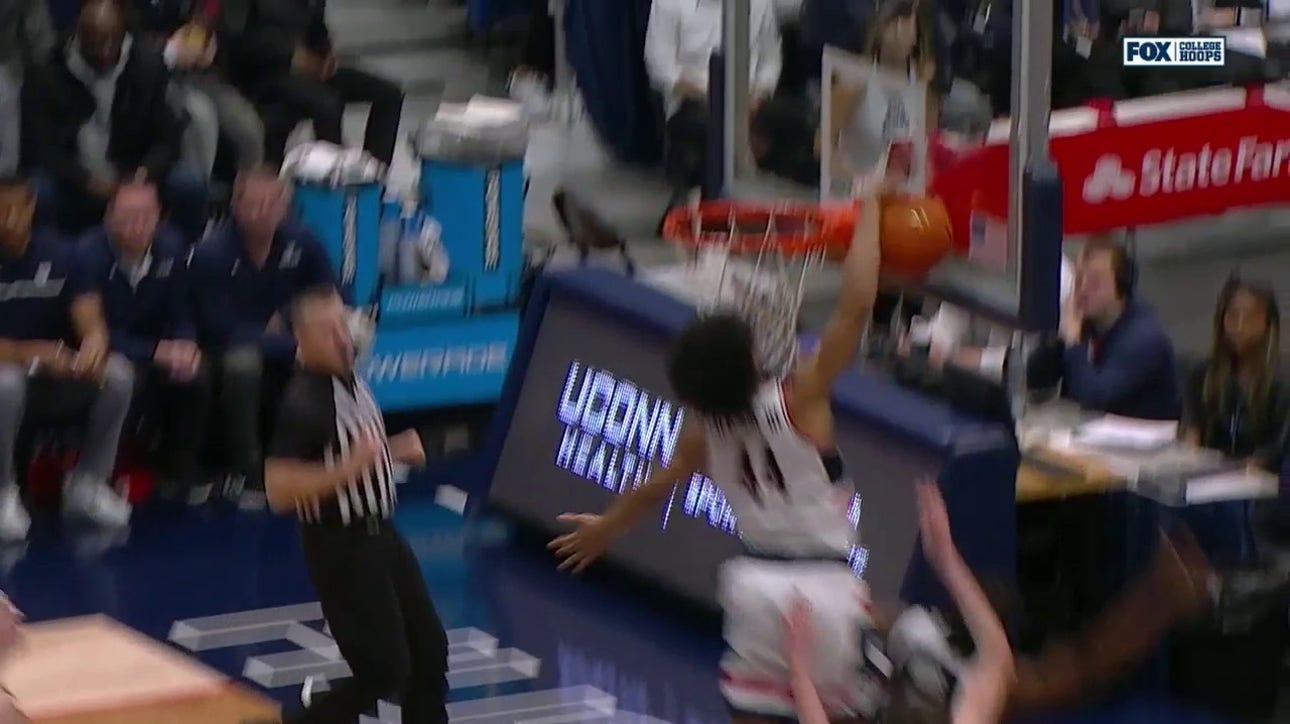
left=717, top=556, right=884, bottom=719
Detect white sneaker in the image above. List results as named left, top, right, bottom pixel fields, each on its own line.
left=0, top=487, right=30, bottom=542
left=222, top=474, right=245, bottom=501
left=300, top=675, right=315, bottom=707
left=63, top=479, right=132, bottom=528
left=238, top=489, right=267, bottom=511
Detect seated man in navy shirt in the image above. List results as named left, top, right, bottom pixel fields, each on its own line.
left=1028, top=237, right=1180, bottom=421
left=0, top=173, right=135, bottom=541
left=189, top=166, right=337, bottom=510
left=75, top=181, right=212, bottom=502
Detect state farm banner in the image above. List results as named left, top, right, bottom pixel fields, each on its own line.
left=930, top=83, right=1290, bottom=238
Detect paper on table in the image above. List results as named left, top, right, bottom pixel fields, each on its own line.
left=1071, top=415, right=1179, bottom=450
left=1185, top=469, right=1278, bottom=504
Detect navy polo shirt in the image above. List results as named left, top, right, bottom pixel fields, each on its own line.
left=189, top=220, right=338, bottom=360
left=72, top=223, right=195, bottom=365
left=1061, top=300, right=1181, bottom=421
left=0, top=229, right=76, bottom=342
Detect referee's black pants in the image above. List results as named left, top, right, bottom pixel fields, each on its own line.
left=291, top=518, right=449, bottom=724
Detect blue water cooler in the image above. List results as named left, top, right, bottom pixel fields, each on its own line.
left=419, top=156, right=526, bottom=311
left=288, top=140, right=524, bottom=415
left=293, top=180, right=384, bottom=308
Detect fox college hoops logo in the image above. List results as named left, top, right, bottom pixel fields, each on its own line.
left=1082, top=156, right=1137, bottom=204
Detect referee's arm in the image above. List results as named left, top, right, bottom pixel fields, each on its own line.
left=264, top=388, right=380, bottom=514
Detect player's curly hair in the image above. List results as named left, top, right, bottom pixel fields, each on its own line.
left=667, top=312, right=761, bottom=422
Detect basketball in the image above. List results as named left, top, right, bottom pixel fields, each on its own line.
left=878, top=195, right=954, bottom=278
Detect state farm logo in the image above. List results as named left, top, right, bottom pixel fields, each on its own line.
left=1083, top=156, right=1137, bottom=204
left=1080, top=136, right=1290, bottom=205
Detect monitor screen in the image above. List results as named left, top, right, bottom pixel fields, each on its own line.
left=488, top=294, right=939, bottom=607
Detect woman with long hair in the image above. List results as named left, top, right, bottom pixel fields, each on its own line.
left=824, top=0, right=938, bottom=194
left=820, top=0, right=939, bottom=334
left=1183, top=275, right=1289, bottom=563
left=1184, top=276, right=1288, bottom=470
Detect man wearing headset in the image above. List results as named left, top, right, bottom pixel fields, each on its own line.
left=1027, top=236, right=1180, bottom=421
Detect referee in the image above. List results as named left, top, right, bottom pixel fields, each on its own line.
left=259, top=284, right=449, bottom=724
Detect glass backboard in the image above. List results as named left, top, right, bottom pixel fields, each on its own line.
left=721, top=0, right=1062, bottom=331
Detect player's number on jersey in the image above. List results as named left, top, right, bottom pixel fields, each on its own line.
left=739, top=444, right=787, bottom=502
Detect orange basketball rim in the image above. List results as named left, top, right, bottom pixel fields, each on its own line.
left=661, top=200, right=858, bottom=258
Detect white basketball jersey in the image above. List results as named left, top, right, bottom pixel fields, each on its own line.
left=704, top=380, right=855, bottom=557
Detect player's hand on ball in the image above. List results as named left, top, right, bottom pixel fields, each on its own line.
left=549, top=513, right=610, bottom=573
left=851, top=163, right=900, bottom=200
left=916, top=479, right=957, bottom=570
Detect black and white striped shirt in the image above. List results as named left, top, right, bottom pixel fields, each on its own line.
left=269, top=369, right=398, bottom=525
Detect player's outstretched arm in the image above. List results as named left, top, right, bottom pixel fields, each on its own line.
left=549, top=425, right=706, bottom=573
left=916, top=481, right=1013, bottom=724
left=785, top=597, right=831, bottom=724
left=796, top=186, right=883, bottom=398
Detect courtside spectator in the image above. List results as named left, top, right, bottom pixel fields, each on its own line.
left=646, top=0, right=782, bottom=210
left=131, top=0, right=265, bottom=176
left=74, top=182, right=212, bottom=503
left=188, top=167, right=337, bottom=510
left=1183, top=277, right=1289, bottom=563
left=1184, top=276, right=1289, bottom=472
left=0, top=0, right=57, bottom=175
left=29, top=0, right=209, bottom=243
left=1028, top=238, right=1180, bottom=420
left=221, top=0, right=405, bottom=165
left=0, top=174, right=135, bottom=541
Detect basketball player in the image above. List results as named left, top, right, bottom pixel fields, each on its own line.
left=257, top=285, right=449, bottom=724
left=786, top=481, right=1013, bottom=724
left=787, top=512, right=1219, bottom=723
left=551, top=182, right=887, bottom=721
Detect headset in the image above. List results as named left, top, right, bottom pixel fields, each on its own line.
left=1111, top=243, right=1137, bottom=300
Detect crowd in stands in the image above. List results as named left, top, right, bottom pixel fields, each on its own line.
left=0, top=0, right=405, bottom=238
left=0, top=165, right=338, bottom=542
left=0, top=0, right=414, bottom=541
left=622, top=0, right=1283, bottom=209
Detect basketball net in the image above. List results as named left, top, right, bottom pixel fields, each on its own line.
left=674, top=211, right=827, bottom=378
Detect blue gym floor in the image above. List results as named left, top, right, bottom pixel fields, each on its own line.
left=2, top=487, right=1233, bottom=724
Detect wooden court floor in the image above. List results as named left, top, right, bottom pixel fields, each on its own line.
left=0, top=615, right=278, bottom=723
